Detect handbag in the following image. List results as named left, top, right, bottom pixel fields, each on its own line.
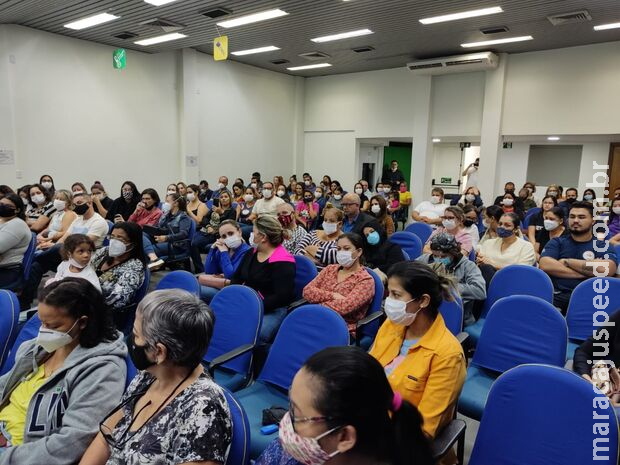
left=198, top=274, right=227, bottom=289
left=592, top=360, right=620, bottom=404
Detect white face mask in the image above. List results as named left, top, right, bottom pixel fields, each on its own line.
left=32, top=194, right=46, bottom=205
left=544, top=219, right=560, bottom=231
left=263, top=189, right=273, bottom=199
left=371, top=204, right=381, bottom=214
left=384, top=297, right=420, bottom=326
left=161, top=202, right=171, bottom=214
left=305, top=180, right=311, bottom=186
left=613, top=207, right=620, bottom=215
left=166, top=190, right=176, bottom=195
left=73, top=190, right=84, bottom=195
left=53, top=199, right=66, bottom=211
left=584, top=194, right=594, bottom=201
left=483, top=219, right=490, bottom=228
left=68, top=257, right=88, bottom=269
left=249, top=232, right=258, bottom=248
left=465, top=194, right=476, bottom=202
left=430, top=195, right=441, bottom=205
left=384, top=187, right=392, bottom=193
left=333, top=194, right=342, bottom=201
left=244, top=194, right=254, bottom=202
left=355, top=188, right=363, bottom=195
left=224, top=235, right=242, bottom=249
left=314, top=191, right=322, bottom=199
left=503, top=198, right=514, bottom=206
left=251, top=183, right=257, bottom=189
left=186, top=193, right=195, bottom=202
left=323, top=222, right=338, bottom=235
left=336, top=250, right=357, bottom=268
left=36, top=320, right=79, bottom=353
left=217, top=183, right=225, bottom=190
left=41, top=181, right=53, bottom=190
left=442, top=219, right=457, bottom=230
left=277, top=190, right=286, bottom=197
left=108, top=238, right=129, bottom=257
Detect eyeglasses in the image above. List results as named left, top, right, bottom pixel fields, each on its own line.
left=289, top=404, right=337, bottom=433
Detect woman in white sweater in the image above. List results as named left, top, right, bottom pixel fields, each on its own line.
left=0, top=193, right=32, bottom=291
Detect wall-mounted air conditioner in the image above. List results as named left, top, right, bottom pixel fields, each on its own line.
left=407, top=51, right=499, bottom=75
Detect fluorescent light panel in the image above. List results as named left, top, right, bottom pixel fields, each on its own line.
left=420, top=6, right=503, bottom=25
left=547, top=136, right=560, bottom=141
left=144, top=0, right=178, bottom=5
left=231, top=46, right=280, bottom=56
left=217, top=8, right=288, bottom=28
left=594, top=22, right=620, bottom=31
left=287, top=63, right=332, bottom=71
left=64, top=12, right=119, bottom=30
left=432, top=138, right=441, bottom=143
left=311, top=28, right=373, bottom=43
left=461, top=35, right=533, bottom=48
left=134, top=32, right=186, bottom=46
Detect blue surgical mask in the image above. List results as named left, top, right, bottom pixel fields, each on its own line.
left=367, top=231, right=380, bottom=245
left=434, top=256, right=452, bottom=267
left=497, top=227, right=514, bottom=238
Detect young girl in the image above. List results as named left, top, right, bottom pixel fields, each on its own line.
left=46, top=234, right=101, bottom=292
left=387, top=191, right=400, bottom=214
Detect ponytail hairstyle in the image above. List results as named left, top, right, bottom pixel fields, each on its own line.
left=254, top=214, right=285, bottom=246
left=302, top=346, right=434, bottom=465
left=387, top=261, right=455, bottom=317
left=337, top=232, right=366, bottom=266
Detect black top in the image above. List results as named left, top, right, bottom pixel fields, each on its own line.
left=535, top=226, right=570, bottom=252
left=231, top=250, right=296, bottom=313
left=199, top=189, right=213, bottom=202
left=343, top=212, right=381, bottom=237
left=364, top=240, right=404, bottom=274
left=493, top=195, right=525, bottom=213
left=383, top=169, right=405, bottom=189
left=529, top=211, right=544, bottom=232
left=574, top=309, right=620, bottom=376
left=106, top=196, right=140, bottom=221
left=94, top=196, right=114, bottom=216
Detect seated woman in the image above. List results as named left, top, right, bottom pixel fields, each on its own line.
left=232, top=215, right=296, bottom=344
left=461, top=204, right=480, bottom=248
left=45, top=234, right=101, bottom=292
left=81, top=289, right=232, bottom=465
left=127, top=188, right=162, bottom=227
left=176, top=181, right=187, bottom=196
left=294, top=189, right=319, bottom=230
left=499, top=191, right=524, bottom=220
left=519, top=187, right=537, bottom=212
left=277, top=202, right=307, bottom=255
left=185, top=184, right=208, bottom=226
left=451, top=186, right=483, bottom=212
left=313, top=185, right=327, bottom=215
left=71, top=182, right=88, bottom=196
left=36, top=190, right=77, bottom=251
left=609, top=196, right=620, bottom=245
left=303, top=233, right=375, bottom=336
left=0, top=278, right=126, bottom=462
left=255, top=346, right=433, bottom=465
left=369, top=261, right=466, bottom=449
left=147, top=193, right=192, bottom=268
left=105, top=181, right=141, bottom=222
left=198, top=220, right=251, bottom=303
left=353, top=182, right=370, bottom=212
left=476, top=212, right=536, bottom=286
left=583, top=188, right=597, bottom=204
left=369, top=195, right=395, bottom=237
left=417, top=232, right=486, bottom=326
left=424, top=206, right=473, bottom=255
left=91, top=182, right=114, bottom=218
left=238, top=186, right=258, bottom=232
left=478, top=205, right=504, bottom=246
left=0, top=194, right=32, bottom=290
left=231, top=182, right=245, bottom=204
left=275, top=185, right=291, bottom=204
left=527, top=195, right=558, bottom=244
left=361, top=225, right=403, bottom=284
left=26, top=184, right=56, bottom=233
left=329, top=186, right=344, bottom=209
left=290, top=183, right=304, bottom=204
left=39, top=174, right=55, bottom=198
left=165, top=184, right=177, bottom=196
left=296, top=205, right=343, bottom=269
left=534, top=206, right=569, bottom=258
left=91, top=222, right=146, bottom=314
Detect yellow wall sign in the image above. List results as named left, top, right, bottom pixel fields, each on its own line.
left=214, top=36, right=228, bottom=61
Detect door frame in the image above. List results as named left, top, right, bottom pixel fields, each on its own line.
left=607, top=143, right=620, bottom=198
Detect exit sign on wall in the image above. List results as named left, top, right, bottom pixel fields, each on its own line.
left=113, top=49, right=126, bottom=69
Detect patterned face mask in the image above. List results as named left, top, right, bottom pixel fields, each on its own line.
left=278, top=412, right=340, bottom=465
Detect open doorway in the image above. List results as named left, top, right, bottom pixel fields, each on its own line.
left=609, top=143, right=620, bottom=197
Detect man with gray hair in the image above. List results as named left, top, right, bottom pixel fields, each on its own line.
left=340, top=192, right=381, bottom=236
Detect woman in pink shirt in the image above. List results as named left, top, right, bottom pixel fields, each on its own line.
left=127, top=189, right=162, bottom=227
left=295, top=189, right=319, bottom=230
left=423, top=206, right=473, bottom=256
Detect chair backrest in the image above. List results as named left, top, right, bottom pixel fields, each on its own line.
left=389, top=231, right=423, bottom=260
left=293, top=255, right=318, bottom=300
left=0, top=313, right=41, bottom=376
left=470, top=364, right=619, bottom=465
left=125, top=351, right=137, bottom=389
left=566, top=277, right=620, bottom=342
left=0, top=290, right=20, bottom=370
left=22, top=233, right=37, bottom=280
left=223, top=387, right=251, bottom=465
left=405, top=223, right=433, bottom=244
left=187, top=219, right=197, bottom=242
left=480, top=265, right=554, bottom=318
left=522, top=207, right=541, bottom=229
left=473, top=295, right=567, bottom=373
left=365, top=267, right=384, bottom=313
left=155, top=270, right=200, bottom=295
left=259, top=305, right=349, bottom=390
left=468, top=248, right=476, bottom=261
left=401, top=249, right=410, bottom=261
left=204, top=285, right=263, bottom=375
left=102, top=220, right=114, bottom=247
left=134, top=267, right=151, bottom=303
left=439, top=293, right=463, bottom=336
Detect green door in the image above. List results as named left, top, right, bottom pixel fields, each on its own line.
left=383, top=145, right=412, bottom=187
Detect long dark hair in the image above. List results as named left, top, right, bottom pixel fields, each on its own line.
left=110, top=222, right=146, bottom=265
left=38, top=278, right=117, bottom=348
left=303, top=346, right=434, bottom=465
left=120, top=181, right=140, bottom=200
left=2, top=193, right=26, bottom=220
left=28, top=183, right=52, bottom=208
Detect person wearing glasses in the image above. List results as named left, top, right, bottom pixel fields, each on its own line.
left=0, top=278, right=126, bottom=464
left=81, top=290, right=232, bottom=465
left=340, top=193, right=381, bottom=236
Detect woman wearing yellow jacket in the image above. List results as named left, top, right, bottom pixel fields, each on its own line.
left=369, top=261, right=466, bottom=447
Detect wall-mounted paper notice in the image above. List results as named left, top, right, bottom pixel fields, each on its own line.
left=0, top=150, right=14, bottom=165
left=186, top=156, right=198, bottom=167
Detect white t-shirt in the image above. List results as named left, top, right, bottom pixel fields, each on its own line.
left=66, top=213, right=109, bottom=247
left=46, top=260, right=102, bottom=292
left=465, top=166, right=479, bottom=189
left=478, top=237, right=536, bottom=268
left=252, top=197, right=285, bottom=217
left=413, top=201, right=448, bottom=228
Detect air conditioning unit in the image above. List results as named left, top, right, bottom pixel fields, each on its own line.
left=407, top=51, right=499, bottom=75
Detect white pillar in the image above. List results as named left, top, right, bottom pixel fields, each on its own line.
left=292, top=76, right=305, bottom=177
left=0, top=26, right=20, bottom=187
left=410, top=75, right=433, bottom=209
left=178, top=48, right=200, bottom=183
left=477, top=53, right=508, bottom=205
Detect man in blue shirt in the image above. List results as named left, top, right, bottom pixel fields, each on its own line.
left=341, top=193, right=380, bottom=235
left=540, top=201, right=617, bottom=313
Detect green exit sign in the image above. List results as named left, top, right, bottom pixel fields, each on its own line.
left=441, top=177, right=452, bottom=184
left=503, top=142, right=513, bottom=149
left=113, top=48, right=126, bottom=69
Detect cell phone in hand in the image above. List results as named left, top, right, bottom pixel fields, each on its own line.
left=213, top=199, right=220, bottom=207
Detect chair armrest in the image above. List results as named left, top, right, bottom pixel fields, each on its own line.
left=431, top=419, right=467, bottom=461
left=355, top=311, right=384, bottom=346
left=208, top=343, right=255, bottom=376
left=287, top=298, right=308, bottom=313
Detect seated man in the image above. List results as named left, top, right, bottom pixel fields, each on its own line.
left=540, top=201, right=617, bottom=313
left=340, top=193, right=381, bottom=235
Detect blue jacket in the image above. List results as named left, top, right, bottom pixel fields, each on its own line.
left=204, top=243, right=251, bottom=279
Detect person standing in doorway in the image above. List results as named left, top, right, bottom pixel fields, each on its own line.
left=384, top=160, right=406, bottom=191
left=462, top=157, right=479, bottom=190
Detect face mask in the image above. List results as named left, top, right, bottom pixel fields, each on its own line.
left=200, top=188, right=207, bottom=194
left=482, top=219, right=490, bottom=228
left=548, top=191, right=558, bottom=197
left=465, top=194, right=476, bottom=202
left=336, top=250, right=357, bottom=268
left=463, top=219, right=475, bottom=227
left=41, top=181, right=53, bottom=190
left=304, top=197, right=313, bottom=203
left=69, top=257, right=88, bottom=269
left=400, top=186, right=406, bottom=193
left=161, top=202, right=171, bottom=214
left=496, top=227, right=513, bottom=238
left=383, top=187, right=392, bottom=193
left=371, top=204, right=381, bottom=214
left=244, top=194, right=254, bottom=202
left=430, top=195, right=441, bottom=205
left=384, top=297, right=419, bottom=326
left=108, top=238, right=130, bottom=257
left=249, top=232, right=258, bottom=248
left=323, top=222, right=338, bottom=235
left=167, top=190, right=176, bottom=195
left=279, top=412, right=340, bottom=465
left=505, top=189, right=515, bottom=195
left=305, top=180, right=311, bottom=186
left=355, top=188, right=363, bottom=195
left=277, top=190, right=286, bottom=197
left=251, top=183, right=257, bottom=189
left=502, top=198, right=514, bottom=206
left=217, top=183, right=225, bottom=190
left=278, top=214, right=293, bottom=228
left=434, top=256, right=452, bottom=267
left=367, top=231, right=380, bottom=245
left=263, top=189, right=273, bottom=199
left=53, top=199, right=66, bottom=211
left=333, top=194, right=342, bottom=201
left=442, top=219, right=456, bottom=230
left=566, top=197, right=576, bottom=204
left=544, top=219, right=560, bottom=231
left=122, top=191, right=133, bottom=200
left=186, top=193, right=195, bottom=202
left=0, top=204, right=16, bottom=218
left=128, top=334, right=156, bottom=371
left=314, top=191, right=322, bottom=199
left=36, top=319, right=79, bottom=353
left=584, top=194, right=594, bottom=201
left=224, top=235, right=242, bottom=249
left=613, top=207, right=620, bottom=215
left=73, top=190, right=84, bottom=195
left=31, top=194, right=45, bottom=205
left=74, top=203, right=89, bottom=215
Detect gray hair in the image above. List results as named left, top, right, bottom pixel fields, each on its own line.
left=137, top=289, right=215, bottom=368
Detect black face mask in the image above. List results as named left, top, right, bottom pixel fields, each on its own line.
left=566, top=198, right=576, bottom=204
left=505, top=189, right=515, bottom=195
left=304, top=197, right=313, bottom=202
left=74, top=203, right=89, bottom=215
left=0, top=204, right=16, bottom=218
left=128, top=334, right=156, bottom=371
left=463, top=219, right=475, bottom=227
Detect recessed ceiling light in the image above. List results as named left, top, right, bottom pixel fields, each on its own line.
left=217, top=8, right=288, bottom=28
left=547, top=136, right=560, bottom=141
left=144, top=0, right=177, bottom=5
left=64, top=12, right=119, bottom=30
left=134, top=32, right=187, bottom=46
left=432, top=138, right=441, bottom=143
left=420, top=6, right=503, bottom=25
left=231, top=46, right=280, bottom=56
left=594, top=22, right=620, bottom=31
left=311, top=29, right=373, bottom=43
left=287, top=63, right=332, bottom=71
left=461, top=35, right=533, bottom=48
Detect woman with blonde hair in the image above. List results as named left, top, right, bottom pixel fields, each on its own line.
left=36, top=189, right=77, bottom=250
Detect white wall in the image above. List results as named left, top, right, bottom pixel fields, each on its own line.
left=431, top=143, right=463, bottom=195
left=303, top=131, right=356, bottom=189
